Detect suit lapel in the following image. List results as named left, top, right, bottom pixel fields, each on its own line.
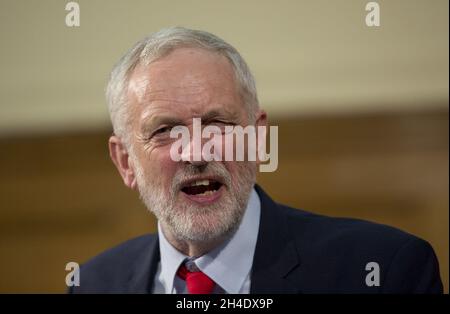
left=250, top=185, right=302, bottom=294
left=127, top=235, right=160, bottom=293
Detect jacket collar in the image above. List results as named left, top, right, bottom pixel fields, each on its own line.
left=127, top=235, right=160, bottom=293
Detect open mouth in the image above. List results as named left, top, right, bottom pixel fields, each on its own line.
left=181, top=179, right=223, bottom=197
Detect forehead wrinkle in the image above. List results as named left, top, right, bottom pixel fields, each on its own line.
left=146, top=86, right=211, bottom=106
left=147, top=77, right=216, bottom=107
left=134, top=74, right=214, bottom=108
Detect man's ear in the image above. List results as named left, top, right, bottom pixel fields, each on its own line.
left=108, top=135, right=137, bottom=189
left=255, top=109, right=268, bottom=166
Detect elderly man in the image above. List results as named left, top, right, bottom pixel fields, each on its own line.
left=71, top=27, right=442, bottom=294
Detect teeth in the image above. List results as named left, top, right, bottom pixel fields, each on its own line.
left=190, top=179, right=210, bottom=186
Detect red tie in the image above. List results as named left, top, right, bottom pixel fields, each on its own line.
left=177, top=263, right=215, bottom=294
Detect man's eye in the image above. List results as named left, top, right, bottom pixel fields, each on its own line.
left=145, top=126, right=173, bottom=140
left=154, top=126, right=172, bottom=135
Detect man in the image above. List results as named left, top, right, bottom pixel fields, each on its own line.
left=70, top=27, right=442, bottom=294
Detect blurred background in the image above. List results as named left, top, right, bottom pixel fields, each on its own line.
left=0, top=0, right=448, bottom=293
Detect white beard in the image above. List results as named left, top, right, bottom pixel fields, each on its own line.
left=133, top=158, right=256, bottom=243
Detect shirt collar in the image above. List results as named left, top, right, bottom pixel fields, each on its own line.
left=157, top=222, right=187, bottom=293
left=157, top=187, right=261, bottom=294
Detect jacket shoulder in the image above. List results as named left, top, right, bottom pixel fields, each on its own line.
left=69, top=234, right=157, bottom=293
left=281, top=204, right=421, bottom=248
left=278, top=204, right=442, bottom=293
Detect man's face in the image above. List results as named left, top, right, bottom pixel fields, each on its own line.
left=125, top=47, right=257, bottom=243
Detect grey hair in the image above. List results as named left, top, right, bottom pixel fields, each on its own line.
left=105, top=26, right=259, bottom=145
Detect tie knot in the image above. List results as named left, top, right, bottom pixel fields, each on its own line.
left=177, top=263, right=216, bottom=294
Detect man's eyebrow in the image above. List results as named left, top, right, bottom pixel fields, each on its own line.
left=140, top=115, right=184, bottom=132
left=139, top=107, right=239, bottom=132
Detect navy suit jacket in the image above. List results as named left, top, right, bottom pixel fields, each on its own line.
left=70, top=185, right=443, bottom=293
